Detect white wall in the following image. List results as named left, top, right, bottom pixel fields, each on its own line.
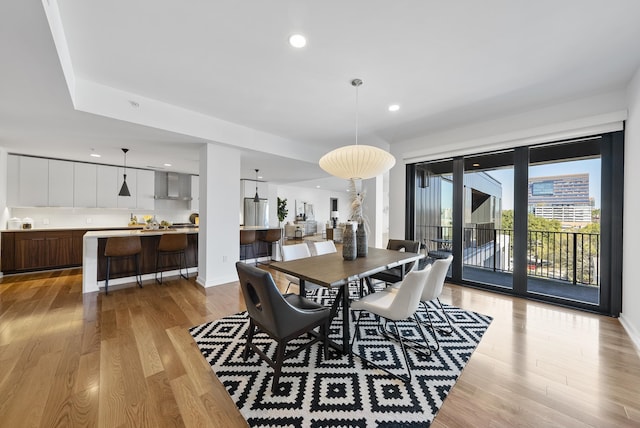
left=277, top=184, right=350, bottom=230
left=389, top=90, right=628, bottom=240
left=622, top=67, right=640, bottom=351
left=0, top=148, right=8, bottom=276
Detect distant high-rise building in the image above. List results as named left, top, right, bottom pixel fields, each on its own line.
left=528, top=173, right=591, bottom=224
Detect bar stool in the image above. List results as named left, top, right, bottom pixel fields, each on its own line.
left=240, top=229, right=257, bottom=264
left=257, top=228, right=282, bottom=264
left=155, top=233, right=189, bottom=284
left=104, top=236, right=142, bottom=294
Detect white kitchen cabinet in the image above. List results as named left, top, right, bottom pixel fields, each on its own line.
left=48, top=159, right=74, bottom=207
left=96, top=165, right=118, bottom=208
left=6, top=154, right=19, bottom=206
left=18, top=156, right=48, bottom=207
left=190, top=175, right=199, bottom=212
left=117, top=167, right=137, bottom=209
left=136, top=169, right=155, bottom=210
left=73, top=163, right=97, bottom=208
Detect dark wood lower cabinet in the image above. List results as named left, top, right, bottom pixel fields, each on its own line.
left=1, top=228, right=148, bottom=274
left=8, top=231, right=75, bottom=272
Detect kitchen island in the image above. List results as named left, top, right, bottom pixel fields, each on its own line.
left=83, top=228, right=198, bottom=293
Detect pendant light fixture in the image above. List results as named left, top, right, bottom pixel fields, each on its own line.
left=319, top=79, right=396, bottom=180
left=118, top=148, right=131, bottom=197
left=253, top=169, right=260, bottom=202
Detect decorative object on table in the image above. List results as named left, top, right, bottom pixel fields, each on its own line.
left=319, top=79, right=396, bottom=180
left=128, top=214, right=138, bottom=227
left=160, top=220, right=171, bottom=230
left=277, top=197, right=288, bottom=226
left=342, top=221, right=357, bottom=260
left=356, top=222, right=368, bottom=257
left=189, top=290, right=492, bottom=426
left=118, top=148, right=131, bottom=197
left=348, top=178, right=369, bottom=257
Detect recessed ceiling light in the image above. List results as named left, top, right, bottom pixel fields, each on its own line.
left=90, top=153, right=101, bottom=158
left=258, top=176, right=263, bottom=179
left=316, top=185, right=321, bottom=188
left=472, top=163, right=480, bottom=167
left=388, top=104, right=400, bottom=112
left=289, top=34, right=307, bottom=48
left=164, top=163, right=172, bottom=167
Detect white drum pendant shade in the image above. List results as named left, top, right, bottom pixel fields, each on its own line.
left=319, top=144, right=396, bottom=180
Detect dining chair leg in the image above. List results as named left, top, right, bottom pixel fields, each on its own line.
left=435, top=298, right=454, bottom=335
left=272, top=341, right=287, bottom=394
left=243, top=321, right=256, bottom=359
left=391, top=320, right=413, bottom=382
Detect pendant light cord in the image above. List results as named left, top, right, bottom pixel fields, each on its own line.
left=352, top=79, right=362, bottom=146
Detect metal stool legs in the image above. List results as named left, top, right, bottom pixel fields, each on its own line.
left=105, top=253, right=142, bottom=295
left=155, top=249, right=188, bottom=284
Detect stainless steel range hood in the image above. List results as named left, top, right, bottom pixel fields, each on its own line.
left=167, top=172, right=179, bottom=198
left=154, top=171, right=192, bottom=200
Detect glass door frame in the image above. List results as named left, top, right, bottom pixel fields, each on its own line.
left=406, top=131, right=623, bottom=316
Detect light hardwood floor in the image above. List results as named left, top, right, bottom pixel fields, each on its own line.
left=1, top=267, right=639, bottom=427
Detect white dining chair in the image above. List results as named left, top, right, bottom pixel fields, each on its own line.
left=350, top=265, right=432, bottom=381
left=386, top=255, right=454, bottom=351
left=313, top=240, right=337, bottom=255
left=282, top=243, right=314, bottom=293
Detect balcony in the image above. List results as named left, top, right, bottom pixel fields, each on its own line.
left=418, top=225, right=600, bottom=305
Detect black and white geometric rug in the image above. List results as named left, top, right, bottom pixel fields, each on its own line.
left=189, top=289, right=492, bottom=427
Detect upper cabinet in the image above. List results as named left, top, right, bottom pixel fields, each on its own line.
left=137, top=170, right=155, bottom=210
left=74, top=163, right=97, bottom=208
left=19, top=156, right=49, bottom=206
left=49, top=159, right=75, bottom=207
left=191, top=175, right=199, bottom=212
left=96, top=165, right=118, bottom=208
left=7, top=155, right=155, bottom=209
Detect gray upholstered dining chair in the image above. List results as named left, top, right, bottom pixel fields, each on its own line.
left=235, top=262, right=332, bottom=394
left=369, top=239, right=421, bottom=286
left=350, top=264, right=432, bottom=381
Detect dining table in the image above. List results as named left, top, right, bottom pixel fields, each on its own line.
left=270, top=247, right=424, bottom=354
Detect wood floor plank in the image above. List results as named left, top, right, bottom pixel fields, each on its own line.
left=0, top=267, right=638, bottom=427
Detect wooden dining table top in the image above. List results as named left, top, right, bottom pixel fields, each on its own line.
left=270, top=247, right=423, bottom=288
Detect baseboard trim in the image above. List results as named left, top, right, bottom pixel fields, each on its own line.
left=619, top=313, right=640, bottom=358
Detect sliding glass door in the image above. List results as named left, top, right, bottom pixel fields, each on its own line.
left=407, top=132, right=623, bottom=316
left=462, top=152, right=514, bottom=289
left=527, top=144, right=601, bottom=305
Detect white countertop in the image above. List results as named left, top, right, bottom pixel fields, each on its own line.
left=84, top=227, right=199, bottom=239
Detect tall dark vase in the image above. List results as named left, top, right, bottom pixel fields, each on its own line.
left=356, top=222, right=368, bottom=257
left=342, top=223, right=357, bottom=261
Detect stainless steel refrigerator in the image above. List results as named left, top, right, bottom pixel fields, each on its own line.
left=244, top=198, right=269, bottom=227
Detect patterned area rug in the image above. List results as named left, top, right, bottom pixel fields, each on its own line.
left=189, top=289, right=492, bottom=427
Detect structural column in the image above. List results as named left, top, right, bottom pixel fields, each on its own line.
left=197, top=143, right=241, bottom=288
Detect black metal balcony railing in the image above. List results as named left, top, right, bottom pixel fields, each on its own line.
left=417, top=225, right=600, bottom=287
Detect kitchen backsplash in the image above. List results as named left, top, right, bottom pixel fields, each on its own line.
left=8, top=207, right=196, bottom=229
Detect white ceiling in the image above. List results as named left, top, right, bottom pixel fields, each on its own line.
left=2, top=1, right=640, bottom=191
